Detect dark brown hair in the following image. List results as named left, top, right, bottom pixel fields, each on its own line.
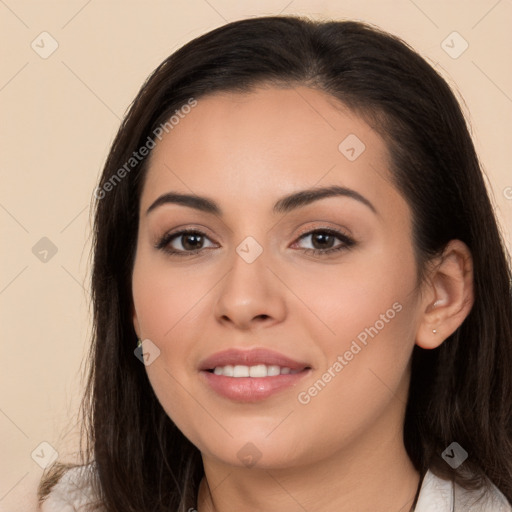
left=38, top=15, right=512, bottom=511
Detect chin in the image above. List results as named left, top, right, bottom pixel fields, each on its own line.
left=197, top=433, right=308, bottom=470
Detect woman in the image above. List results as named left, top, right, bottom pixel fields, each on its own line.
left=38, top=15, right=512, bottom=512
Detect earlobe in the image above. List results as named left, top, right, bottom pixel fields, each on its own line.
left=415, top=240, right=474, bottom=350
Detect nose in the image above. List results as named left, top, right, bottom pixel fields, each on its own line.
left=213, top=245, right=287, bottom=331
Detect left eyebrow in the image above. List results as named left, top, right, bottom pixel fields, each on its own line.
left=145, top=185, right=377, bottom=217
left=273, top=185, right=377, bottom=215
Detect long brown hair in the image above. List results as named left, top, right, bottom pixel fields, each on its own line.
left=38, top=15, right=512, bottom=511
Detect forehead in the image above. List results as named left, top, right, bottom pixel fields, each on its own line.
left=140, top=86, right=400, bottom=217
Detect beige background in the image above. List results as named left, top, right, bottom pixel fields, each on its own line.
left=1, top=1, right=511, bottom=510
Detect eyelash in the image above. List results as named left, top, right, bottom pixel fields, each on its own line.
left=155, top=227, right=356, bottom=258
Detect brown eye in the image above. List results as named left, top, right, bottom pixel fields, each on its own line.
left=294, top=229, right=355, bottom=256
left=179, top=233, right=205, bottom=251
left=156, top=230, right=216, bottom=256
left=309, top=232, right=337, bottom=250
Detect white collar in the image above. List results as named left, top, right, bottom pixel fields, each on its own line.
left=415, top=469, right=511, bottom=512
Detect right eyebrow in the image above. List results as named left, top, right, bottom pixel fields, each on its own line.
left=146, top=192, right=220, bottom=216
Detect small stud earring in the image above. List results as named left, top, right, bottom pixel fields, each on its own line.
left=137, top=338, right=142, bottom=347
left=432, top=329, right=437, bottom=334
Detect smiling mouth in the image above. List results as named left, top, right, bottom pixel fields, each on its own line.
left=201, top=364, right=312, bottom=402
left=206, top=364, right=311, bottom=377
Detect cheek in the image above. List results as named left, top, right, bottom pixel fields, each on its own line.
left=132, top=248, right=214, bottom=340
left=292, top=293, right=416, bottom=459
left=131, top=250, right=219, bottom=413
left=290, top=241, right=416, bottom=348
left=295, top=239, right=418, bottom=406
left=131, top=255, right=210, bottom=439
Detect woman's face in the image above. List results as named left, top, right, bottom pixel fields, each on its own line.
left=132, top=86, right=425, bottom=470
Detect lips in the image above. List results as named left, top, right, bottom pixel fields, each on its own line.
left=198, top=348, right=311, bottom=372
left=198, top=348, right=312, bottom=402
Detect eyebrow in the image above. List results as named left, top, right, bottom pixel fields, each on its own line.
left=146, top=185, right=377, bottom=217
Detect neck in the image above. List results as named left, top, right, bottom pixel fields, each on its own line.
left=197, top=412, right=421, bottom=512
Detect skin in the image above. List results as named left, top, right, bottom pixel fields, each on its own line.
left=131, top=86, right=474, bottom=512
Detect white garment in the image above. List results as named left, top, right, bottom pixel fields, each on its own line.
left=40, top=464, right=99, bottom=512
left=41, top=464, right=511, bottom=511
left=415, top=469, right=511, bottom=511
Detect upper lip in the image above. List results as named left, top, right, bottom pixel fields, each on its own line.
left=199, top=348, right=311, bottom=372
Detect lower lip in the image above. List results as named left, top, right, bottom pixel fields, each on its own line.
left=200, top=369, right=311, bottom=402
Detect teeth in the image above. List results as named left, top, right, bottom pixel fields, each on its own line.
left=211, top=364, right=301, bottom=377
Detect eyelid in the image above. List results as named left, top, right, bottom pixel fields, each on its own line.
left=154, top=223, right=218, bottom=244
left=294, top=222, right=353, bottom=239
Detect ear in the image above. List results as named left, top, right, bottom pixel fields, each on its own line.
left=416, top=239, right=474, bottom=349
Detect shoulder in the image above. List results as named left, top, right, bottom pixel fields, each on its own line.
left=40, top=462, right=102, bottom=512
left=415, top=468, right=512, bottom=512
